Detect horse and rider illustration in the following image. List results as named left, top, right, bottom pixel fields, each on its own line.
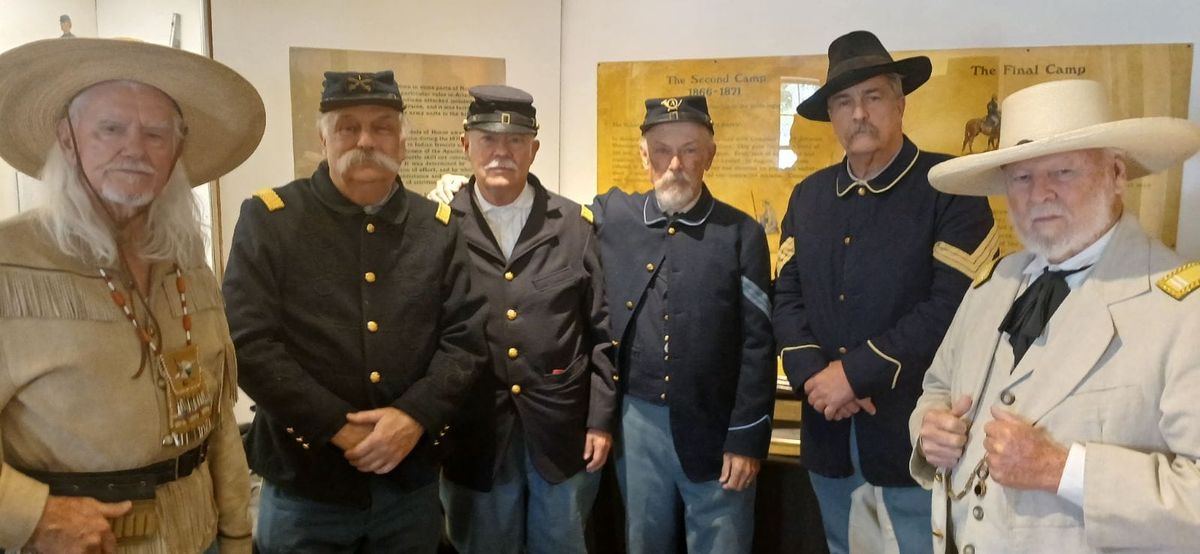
left=962, top=93, right=1001, bottom=153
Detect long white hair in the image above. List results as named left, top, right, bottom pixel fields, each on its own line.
left=36, top=144, right=206, bottom=268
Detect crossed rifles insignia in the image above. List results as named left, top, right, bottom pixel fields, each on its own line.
left=347, top=74, right=374, bottom=92
left=661, top=97, right=683, bottom=112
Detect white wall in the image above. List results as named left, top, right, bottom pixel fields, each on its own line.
left=95, top=0, right=207, bottom=53
left=560, top=0, right=1200, bottom=258
left=209, top=0, right=563, bottom=263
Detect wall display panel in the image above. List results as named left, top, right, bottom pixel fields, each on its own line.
left=598, top=43, right=1193, bottom=274
left=290, top=47, right=504, bottom=195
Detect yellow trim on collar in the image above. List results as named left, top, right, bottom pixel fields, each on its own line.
left=866, top=340, right=903, bottom=390
left=1157, top=261, right=1200, bottom=300
left=435, top=202, right=452, bottom=225
left=253, top=188, right=285, bottom=212
left=581, top=205, right=594, bottom=225
left=934, top=225, right=1001, bottom=280
left=836, top=150, right=921, bottom=197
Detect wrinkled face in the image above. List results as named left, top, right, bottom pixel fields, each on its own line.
left=321, top=105, right=405, bottom=195
left=58, top=81, right=180, bottom=212
left=462, top=129, right=539, bottom=195
left=1003, top=149, right=1125, bottom=262
left=827, top=74, right=906, bottom=158
left=640, top=121, right=715, bottom=213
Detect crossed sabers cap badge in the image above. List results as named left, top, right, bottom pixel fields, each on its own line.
left=347, top=74, right=374, bottom=93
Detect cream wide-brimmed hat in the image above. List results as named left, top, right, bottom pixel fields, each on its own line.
left=0, top=38, right=265, bottom=186
left=928, top=79, right=1200, bottom=196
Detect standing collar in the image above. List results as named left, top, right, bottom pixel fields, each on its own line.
left=835, top=135, right=920, bottom=197
left=643, top=185, right=715, bottom=226
left=473, top=179, right=535, bottom=214
left=310, top=161, right=408, bottom=220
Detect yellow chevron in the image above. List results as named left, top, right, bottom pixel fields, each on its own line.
left=775, top=236, right=796, bottom=278
left=253, top=188, right=285, bottom=212
left=934, top=224, right=1000, bottom=280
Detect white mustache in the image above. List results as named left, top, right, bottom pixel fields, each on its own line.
left=337, top=148, right=401, bottom=174
left=485, top=159, right=519, bottom=171
left=1028, top=203, right=1067, bottom=220
left=104, top=160, right=155, bottom=174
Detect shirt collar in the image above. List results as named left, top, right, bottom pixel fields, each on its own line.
left=643, top=185, right=715, bottom=226
left=1022, top=219, right=1120, bottom=288
left=473, top=180, right=534, bottom=214
left=363, top=183, right=400, bottom=214
left=835, top=135, right=920, bottom=197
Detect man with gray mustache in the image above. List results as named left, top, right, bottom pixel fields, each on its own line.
left=223, top=70, right=488, bottom=553
left=774, top=30, right=995, bottom=554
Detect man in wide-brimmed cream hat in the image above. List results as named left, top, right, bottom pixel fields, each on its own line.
left=0, top=38, right=264, bottom=553
left=911, top=78, right=1200, bottom=553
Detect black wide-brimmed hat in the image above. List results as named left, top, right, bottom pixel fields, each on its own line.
left=796, top=30, right=931, bottom=122
left=463, top=85, right=538, bottom=134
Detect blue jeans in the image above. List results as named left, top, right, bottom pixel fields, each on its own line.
left=616, top=396, right=756, bottom=554
left=808, top=423, right=932, bottom=554
left=255, top=478, right=440, bottom=554
left=441, top=430, right=601, bottom=554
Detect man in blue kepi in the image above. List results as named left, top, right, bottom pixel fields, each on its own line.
left=773, top=30, right=997, bottom=554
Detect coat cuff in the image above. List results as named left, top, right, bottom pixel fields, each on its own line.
left=722, top=414, right=772, bottom=459
left=841, top=340, right=901, bottom=398
left=779, top=345, right=826, bottom=396
left=0, top=464, right=49, bottom=549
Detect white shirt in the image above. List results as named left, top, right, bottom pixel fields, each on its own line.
left=474, top=182, right=534, bottom=260
left=1017, top=223, right=1118, bottom=508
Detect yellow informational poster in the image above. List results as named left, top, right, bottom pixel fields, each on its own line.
left=598, top=44, right=1193, bottom=270
left=290, top=47, right=505, bottom=194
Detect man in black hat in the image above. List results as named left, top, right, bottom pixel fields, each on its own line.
left=437, top=85, right=617, bottom=554
left=773, top=30, right=996, bottom=553
left=223, top=70, right=488, bottom=553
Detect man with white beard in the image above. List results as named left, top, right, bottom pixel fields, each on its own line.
left=428, top=94, right=775, bottom=553
left=911, top=79, right=1200, bottom=553
left=222, top=70, right=488, bottom=553
left=0, top=38, right=264, bottom=553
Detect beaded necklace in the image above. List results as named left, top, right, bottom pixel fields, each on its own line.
left=99, top=265, right=214, bottom=448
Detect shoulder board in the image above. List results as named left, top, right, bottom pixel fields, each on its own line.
left=1157, top=261, right=1200, bottom=300
left=253, top=188, right=285, bottom=212
left=435, top=202, right=452, bottom=225
left=581, top=205, right=594, bottom=225
left=971, top=254, right=1004, bottom=289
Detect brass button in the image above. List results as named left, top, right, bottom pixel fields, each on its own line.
left=664, top=355, right=669, bottom=361
left=663, top=314, right=669, bottom=321
left=664, top=334, right=670, bottom=342
left=504, top=271, right=515, bottom=281
left=972, top=506, right=984, bottom=520
left=506, top=308, right=518, bottom=321
left=963, top=545, right=975, bottom=554
left=668, top=226, right=677, bottom=235
left=369, top=371, right=382, bottom=384
left=843, top=236, right=852, bottom=245
left=612, top=339, right=620, bottom=347
left=433, top=440, right=441, bottom=446
left=838, top=293, right=846, bottom=302
left=367, top=320, right=379, bottom=332
left=664, top=375, right=670, bottom=382
left=286, top=427, right=295, bottom=435
left=625, top=300, right=634, bottom=309
left=302, top=442, right=310, bottom=450
left=613, top=374, right=620, bottom=381
left=645, top=262, right=655, bottom=272
left=933, top=472, right=943, bottom=483
left=1001, top=391, right=1016, bottom=405
left=508, top=347, right=519, bottom=359
left=364, top=272, right=377, bottom=283
left=511, top=384, right=522, bottom=394
left=856, top=188, right=866, bottom=196
left=660, top=393, right=667, bottom=400
left=838, top=346, right=848, bottom=354
left=366, top=223, right=377, bottom=233
left=295, top=437, right=304, bottom=443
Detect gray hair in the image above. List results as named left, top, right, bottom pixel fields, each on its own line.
left=36, top=144, right=205, bottom=268
left=317, top=110, right=410, bottom=141
left=883, top=73, right=904, bottom=97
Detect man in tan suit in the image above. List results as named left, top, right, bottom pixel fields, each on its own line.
left=910, top=79, right=1200, bottom=553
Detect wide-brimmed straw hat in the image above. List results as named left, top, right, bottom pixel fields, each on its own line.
left=0, top=38, right=265, bottom=186
left=929, top=79, right=1200, bottom=196
left=796, top=30, right=931, bottom=122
